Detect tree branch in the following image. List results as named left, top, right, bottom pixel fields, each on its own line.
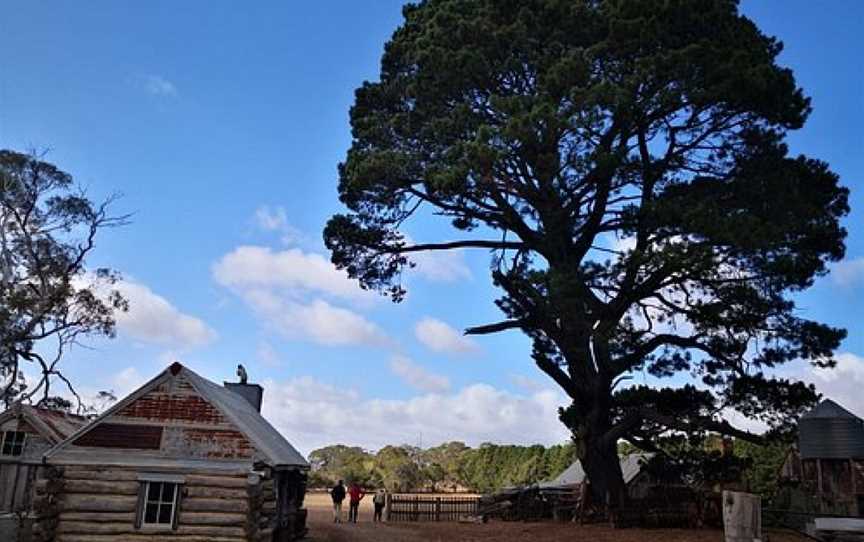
left=603, top=407, right=763, bottom=447
left=464, top=319, right=527, bottom=335
left=381, top=240, right=526, bottom=254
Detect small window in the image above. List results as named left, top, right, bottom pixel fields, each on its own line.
left=0, top=431, right=26, bottom=456
left=140, top=481, right=179, bottom=528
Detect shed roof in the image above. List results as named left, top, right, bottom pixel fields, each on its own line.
left=0, top=403, right=88, bottom=444
left=539, top=453, right=651, bottom=488
left=801, top=399, right=860, bottom=420
left=48, top=362, right=308, bottom=468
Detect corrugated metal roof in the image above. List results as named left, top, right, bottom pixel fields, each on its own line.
left=0, top=404, right=88, bottom=443
left=801, top=399, right=860, bottom=420
left=539, top=453, right=651, bottom=488
left=799, top=399, right=864, bottom=459
left=47, top=363, right=309, bottom=469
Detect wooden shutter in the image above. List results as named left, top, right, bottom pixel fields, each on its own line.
left=171, top=483, right=183, bottom=531
left=134, top=482, right=147, bottom=529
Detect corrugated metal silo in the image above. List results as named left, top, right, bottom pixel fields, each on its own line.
left=799, top=399, right=864, bottom=459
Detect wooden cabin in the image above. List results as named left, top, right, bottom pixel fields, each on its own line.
left=779, top=399, right=864, bottom=516
left=0, top=405, right=87, bottom=540
left=31, top=362, right=309, bottom=542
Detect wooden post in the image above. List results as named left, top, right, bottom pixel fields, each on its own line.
left=384, top=492, right=391, bottom=522
left=722, top=491, right=761, bottom=542
left=435, top=497, right=441, bottom=521
left=817, top=459, right=824, bottom=513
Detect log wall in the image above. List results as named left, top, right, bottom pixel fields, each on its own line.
left=32, top=465, right=266, bottom=542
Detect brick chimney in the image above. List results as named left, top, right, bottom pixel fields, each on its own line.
left=225, top=376, right=264, bottom=412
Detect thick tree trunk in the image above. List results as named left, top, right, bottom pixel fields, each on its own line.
left=580, top=437, right=626, bottom=508
left=569, top=400, right=627, bottom=508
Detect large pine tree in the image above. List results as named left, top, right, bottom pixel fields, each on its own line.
left=325, top=0, right=849, bottom=502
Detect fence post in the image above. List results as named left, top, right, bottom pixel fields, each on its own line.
left=384, top=492, right=391, bottom=522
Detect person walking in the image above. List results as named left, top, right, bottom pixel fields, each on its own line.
left=347, top=481, right=366, bottom=523
left=330, top=480, right=346, bottom=523
left=372, top=488, right=387, bottom=522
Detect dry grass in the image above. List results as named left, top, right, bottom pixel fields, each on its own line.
left=303, top=492, right=808, bottom=542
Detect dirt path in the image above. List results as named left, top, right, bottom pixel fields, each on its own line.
left=304, top=493, right=806, bottom=542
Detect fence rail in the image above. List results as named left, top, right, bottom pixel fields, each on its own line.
left=387, top=494, right=479, bottom=522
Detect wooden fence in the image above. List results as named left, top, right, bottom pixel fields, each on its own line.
left=386, top=494, right=480, bottom=522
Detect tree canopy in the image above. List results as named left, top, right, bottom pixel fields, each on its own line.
left=325, top=0, right=849, bottom=500
left=307, top=441, right=575, bottom=493
left=0, top=150, right=128, bottom=409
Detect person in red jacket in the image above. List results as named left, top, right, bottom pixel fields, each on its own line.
left=347, top=482, right=366, bottom=523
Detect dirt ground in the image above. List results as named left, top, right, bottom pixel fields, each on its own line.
left=304, top=493, right=808, bottom=542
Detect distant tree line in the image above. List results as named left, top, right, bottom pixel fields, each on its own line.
left=308, top=438, right=790, bottom=496
left=307, top=441, right=575, bottom=493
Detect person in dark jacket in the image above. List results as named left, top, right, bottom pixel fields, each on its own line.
left=330, top=480, right=346, bottom=523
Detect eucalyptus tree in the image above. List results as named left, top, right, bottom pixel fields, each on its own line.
left=1, top=150, right=128, bottom=409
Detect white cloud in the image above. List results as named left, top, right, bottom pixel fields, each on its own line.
left=109, top=367, right=147, bottom=397
left=805, top=352, right=864, bottom=416
left=114, top=280, right=217, bottom=348
left=213, top=244, right=390, bottom=348
left=260, top=376, right=569, bottom=453
left=401, top=234, right=472, bottom=283
left=831, top=257, right=864, bottom=287
left=389, top=355, right=450, bottom=393
left=257, top=341, right=282, bottom=367
left=409, top=250, right=472, bottom=282
left=510, top=374, right=550, bottom=394
left=241, top=291, right=389, bottom=348
left=414, top=317, right=479, bottom=355
left=213, top=245, right=371, bottom=302
left=252, top=206, right=302, bottom=245
left=131, top=74, right=178, bottom=97
left=751, top=352, right=864, bottom=424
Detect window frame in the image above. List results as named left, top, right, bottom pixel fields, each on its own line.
left=0, top=430, right=26, bottom=457
left=135, top=474, right=185, bottom=531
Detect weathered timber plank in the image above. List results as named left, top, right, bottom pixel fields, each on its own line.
left=61, top=511, right=137, bottom=523
left=185, top=486, right=247, bottom=499
left=63, top=467, right=139, bottom=482
left=60, top=494, right=138, bottom=513
left=182, top=497, right=249, bottom=513
left=57, top=521, right=246, bottom=537
left=64, top=479, right=139, bottom=495
left=179, top=511, right=247, bottom=526
left=57, top=535, right=243, bottom=542
left=185, top=474, right=248, bottom=488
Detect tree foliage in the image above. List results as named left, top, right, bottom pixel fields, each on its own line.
left=324, top=0, right=848, bottom=499
left=0, top=150, right=128, bottom=409
left=307, top=441, right=575, bottom=493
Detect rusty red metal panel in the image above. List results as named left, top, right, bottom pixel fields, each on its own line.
left=74, top=423, right=163, bottom=449
left=119, top=393, right=226, bottom=425
left=180, top=428, right=256, bottom=458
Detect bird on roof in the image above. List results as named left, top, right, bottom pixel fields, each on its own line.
left=237, top=364, right=248, bottom=384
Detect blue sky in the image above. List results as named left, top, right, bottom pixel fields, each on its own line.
left=0, top=1, right=861, bottom=454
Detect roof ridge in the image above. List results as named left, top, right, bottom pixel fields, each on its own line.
left=803, top=399, right=861, bottom=420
